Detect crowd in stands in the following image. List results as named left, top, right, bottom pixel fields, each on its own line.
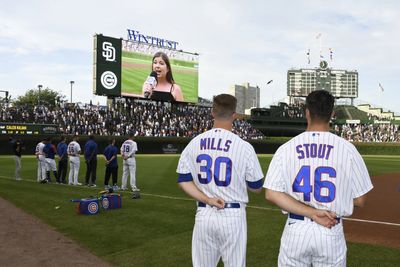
left=0, top=99, right=265, bottom=140
left=3, top=100, right=400, bottom=142
left=334, top=123, right=400, bottom=142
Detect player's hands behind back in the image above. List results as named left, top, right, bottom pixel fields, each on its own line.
left=311, top=210, right=338, bottom=229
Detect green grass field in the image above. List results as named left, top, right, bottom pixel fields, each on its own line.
left=121, top=51, right=199, bottom=103
left=0, top=155, right=399, bottom=266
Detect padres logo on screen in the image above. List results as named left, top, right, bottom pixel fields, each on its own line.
left=101, top=71, right=117, bottom=89
left=102, top=42, right=115, bottom=61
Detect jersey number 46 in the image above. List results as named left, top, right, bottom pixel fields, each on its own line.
left=196, top=154, right=232, bottom=186
left=292, top=166, right=336, bottom=203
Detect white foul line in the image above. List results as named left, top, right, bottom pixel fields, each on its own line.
left=342, top=217, right=400, bottom=227
left=1, top=176, right=399, bottom=227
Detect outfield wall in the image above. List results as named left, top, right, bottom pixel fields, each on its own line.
left=1, top=135, right=400, bottom=155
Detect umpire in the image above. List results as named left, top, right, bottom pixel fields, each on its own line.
left=84, top=135, right=98, bottom=187
left=57, top=136, right=68, bottom=184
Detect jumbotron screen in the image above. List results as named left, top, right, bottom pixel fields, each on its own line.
left=93, top=34, right=199, bottom=103
left=121, top=40, right=199, bottom=103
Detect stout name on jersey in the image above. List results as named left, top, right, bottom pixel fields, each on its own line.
left=296, top=143, right=334, bottom=160
left=200, top=138, right=232, bottom=152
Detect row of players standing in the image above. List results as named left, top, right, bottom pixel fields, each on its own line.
left=35, top=134, right=140, bottom=191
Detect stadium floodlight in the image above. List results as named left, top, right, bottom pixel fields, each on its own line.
left=38, top=85, right=43, bottom=105
left=70, top=81, right=75, bottom=103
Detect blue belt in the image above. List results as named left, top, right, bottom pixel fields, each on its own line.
left=289, top=213, right=341, bottom=223
left=198, top=202, right=240, bottom=208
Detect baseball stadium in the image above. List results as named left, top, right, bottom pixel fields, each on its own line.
left=1, top=26, right=400, bottom=267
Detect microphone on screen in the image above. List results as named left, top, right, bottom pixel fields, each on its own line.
left=144, top=71, right=158, bottom=98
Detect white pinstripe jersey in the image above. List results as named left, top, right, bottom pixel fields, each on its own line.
left=67, top=141, right=81, bottom=156
left=177, top=128, right=264, bottom=204
left=264, top=131, right=373, bottom=217
left=121, top=140, right=137, bottom=158
left=35, top=142, right=45, bottom=155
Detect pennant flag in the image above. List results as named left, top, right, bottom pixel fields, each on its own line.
left=379, top=83, right=384, bottom=92
left=316, top=33, right=322, bottom=39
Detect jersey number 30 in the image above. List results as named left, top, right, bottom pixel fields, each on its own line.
left=292, top=166, right=336, bottom=203
left=197, top=154, right=232, bottom=186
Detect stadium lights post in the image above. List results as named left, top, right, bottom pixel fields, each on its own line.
left=70, top=81, right=75, bottom=103
left=38, top=84, right=43, bottom=105
left=0, top=90, right=10, bottom=107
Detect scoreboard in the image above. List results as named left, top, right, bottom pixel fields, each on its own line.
left=287, top=60, right=358, bottom=98
left=0, top=123, right=58, bottom=135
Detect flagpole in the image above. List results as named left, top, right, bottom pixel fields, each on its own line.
left=319, top=35, right=322, bottom=62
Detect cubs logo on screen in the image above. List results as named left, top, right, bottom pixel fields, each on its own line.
left=101, top=71, right=117, bottom=90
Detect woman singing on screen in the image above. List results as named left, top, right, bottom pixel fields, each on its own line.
left=142, top=52, right=184, bottom=102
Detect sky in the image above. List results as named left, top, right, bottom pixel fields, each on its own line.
left=1, top=0, right=399, bottom=113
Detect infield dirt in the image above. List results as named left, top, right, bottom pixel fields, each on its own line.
left=344, top=173, right=400, bottom=248
left=0, top=197, right=113, bottom=267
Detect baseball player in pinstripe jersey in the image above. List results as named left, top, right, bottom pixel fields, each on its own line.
left=67, top=135, right=82, bottom=186
left=35, top=139, right=47, bottom=183
left=121, top=133, right=139, bottom=191
left=264, top=90, right=373, bottom=266
left=177, top=94, right=264, bottom=267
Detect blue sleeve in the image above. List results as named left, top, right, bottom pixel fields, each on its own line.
left=246, top=179, right=263, bottom=189
left=177, top=173, right=193, bottom=183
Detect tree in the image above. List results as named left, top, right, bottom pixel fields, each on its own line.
left=13, top=87, right=66, bottom=106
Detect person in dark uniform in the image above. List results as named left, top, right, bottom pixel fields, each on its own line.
left=57, top=136, right=68, bottom=184
left=142, top=51, right=184, bottom=102
left=11, top=138, right=24, bottom=180
left=84, top=135, right=98, bottom=187
left=103, top=138, right=118, bottom=190
left=43, top=137, right=58, bottom=183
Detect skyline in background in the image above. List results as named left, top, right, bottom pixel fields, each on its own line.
left=1, top=0, right=399, bottom=113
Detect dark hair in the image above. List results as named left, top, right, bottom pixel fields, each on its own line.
left=305, top=90, right=334, bottom=123
left=212, top=94, right=237, bottom=120
left=152, top=52, right=174, bottom=84
left=108, top=138, right=115, bottom=144
left=89, top=135, right=95, bottom=140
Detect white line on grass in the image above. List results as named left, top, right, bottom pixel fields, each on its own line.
left=1, top=175, right=400, bottom=227
left=342, top=217, right=400, bottom=227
